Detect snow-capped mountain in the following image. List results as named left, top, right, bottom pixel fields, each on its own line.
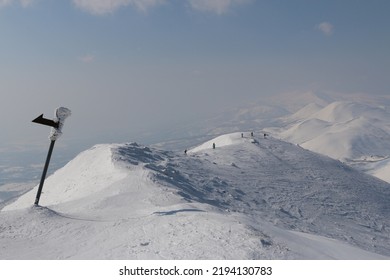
left=270, top=100, right=390, bottom=182
left=1, top=133, right=389, bottom=259
left=153, top=91, right=390, bottom=183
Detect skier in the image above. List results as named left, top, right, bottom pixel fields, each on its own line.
left=213, top=143, right=216, bottom=149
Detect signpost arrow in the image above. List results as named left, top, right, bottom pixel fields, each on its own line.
left=32, top=114, right=59, bottom=129
left=32, top=107, right=71, bottom=206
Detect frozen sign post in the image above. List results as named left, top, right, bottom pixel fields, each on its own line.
left=32, top=107, right=71, bottom=206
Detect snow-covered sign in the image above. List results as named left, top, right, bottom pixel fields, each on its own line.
left=32, top=107, right=72, bottom=140
left=49, top=107, right=72, bottom=141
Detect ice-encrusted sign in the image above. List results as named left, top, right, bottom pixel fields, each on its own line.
left=49, top=107, right=72, bottom=140
left=32, top=107, right=72, bottom=138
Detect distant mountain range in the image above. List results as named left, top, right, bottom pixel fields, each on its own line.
left=155, top=91, right=390, bottom=183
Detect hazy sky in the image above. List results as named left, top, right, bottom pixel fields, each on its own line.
left=1, top=0, right=390, bottom=153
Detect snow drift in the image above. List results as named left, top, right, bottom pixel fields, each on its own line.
left=1, top=133, right=390, bottom=259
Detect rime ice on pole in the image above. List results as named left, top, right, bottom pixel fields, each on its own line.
left=49, top=107, right=72, bottom=141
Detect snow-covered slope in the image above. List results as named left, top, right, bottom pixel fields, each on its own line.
left=153, top=92, right=390, bottom=183
left=311, top=101, right=388, bottom=123
left=1, top=133, right=390, bottom=259
left=271, top=101, right=390, bottom=181
left=283, top=103, right=325, bottom=122
left=370, top=158, right=390, bottom=182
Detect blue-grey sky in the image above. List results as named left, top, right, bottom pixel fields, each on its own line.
left=1, top=0, right=390, bottom=153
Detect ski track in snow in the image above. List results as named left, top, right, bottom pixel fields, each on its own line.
left=1, top=133, right=390, bottom=259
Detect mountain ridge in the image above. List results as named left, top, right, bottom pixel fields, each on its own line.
left=1, top=133, right=390, bottom=259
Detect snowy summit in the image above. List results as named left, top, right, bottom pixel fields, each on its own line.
left=1, top=132, right=390, bottom=259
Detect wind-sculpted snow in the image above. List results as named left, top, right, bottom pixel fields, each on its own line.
left=113, top=142, right=168, bottom=165
left=1, top=133, right=390, bottom=259
left=110, top=134, right=390, bottom=257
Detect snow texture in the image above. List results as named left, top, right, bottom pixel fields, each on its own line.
left=1, top=133, right=390, bottom=259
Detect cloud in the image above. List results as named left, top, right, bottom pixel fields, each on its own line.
left=187, top=0, right=252, bottom=15
left=0, top=0, right=11, bottom=7
left=1, top=0, right=253, bottom=15
left=0, top=0, right=34, bottom=8
left=72, top=0, right=166, bottom=15
left=317, top=22, right=334, bottom=36
left=131, top=0, right=166, bottom=12
left=20, top=0, right=34, bottom=7
left=73, top=0, right=251, bottom=15
left=79, top=54, right=95, bottom=63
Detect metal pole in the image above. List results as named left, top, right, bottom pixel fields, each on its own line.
left=34, top=139, right=56, bottom=206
